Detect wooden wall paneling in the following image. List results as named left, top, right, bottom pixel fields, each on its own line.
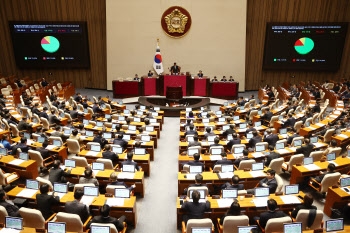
left=0, top=0, right=106, bottom=89
left=245, top=0, right=350, bottom=90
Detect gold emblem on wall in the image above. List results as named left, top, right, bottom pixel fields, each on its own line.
left=161, top=6, right=192, bottom=38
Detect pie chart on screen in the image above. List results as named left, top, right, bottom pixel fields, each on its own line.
left=41, top=36, right=60, bottom=53
left=294, top=37, right=314, bottom=55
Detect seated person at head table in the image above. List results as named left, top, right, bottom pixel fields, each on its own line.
left=121, top=152, right=140, bottom=171
left=221, top=76, right=227, bottom=82
left=133, top=74, right=139, bottom=81
left=220, top=201, right=242, bottom=225
left=184, top=153, right=205, bottom=171
left=247, top=169, right=277, bottom=194
left=49, top=160, right=71, bottom=184
left=254, top=199, right=288, bottom=229
left=36, top=140, right=51, bottom=159
left=228, top=76, right=234, bottom=82
left=296, top=138, right=314, bottom=157
left=204, top=127, right=216, bottom=139
left=227, top=133, right=241, bottom=150
left=86, top=204, right=127, bottom=231
left=197, top=70, right=203, bottom=78
left=221, top=175, right=244, bottom=190
left=234, top=149, right=251, bottom=167
left=223, top=124, right=236, bottom=136
left=291, top=194, right=317, bottom=218
left=214, top=152, right=233, bottom=166
left=113, top=134, right=128, bottom=150
left=65, top=189, right=90, bottom=223
left=108, top=172, right=135, bottom=191
left=282, top=113, right=296, bottom=129
left=181, top=190, right=211, bottom=224
left=79, top=167, right=99, bottom=186
left=93, top=131, right=108, bottom=148
left=210, top=137, right=222, bottom=148
left=36, top=184, right=60, bottom=219
left=11, top=137, right=29, bottom=155
left=183, top=173, right=209, bottom=195
left=211, top=76, right=219, bottom=82
left=188, top=136, right=202, bottom=148
left=248, top=131, right=262, bottom=148
left=286, top=128, right=299, bottom=145
left=69, top=129, right=84, bottom=146
left=115, top=125, right=125, bottom=135
left=263, top=128, right=279, bottom=147
left=312, top=163, right=336, bottom=187
left=147, top=70, right=153, bottom=77
left=264, top=145, right=280, bottom=167
left=102, top=144, right=119, bottom=163
left=0, top=190, right=20, bottom=217
left=170, top=62, right=180, bottom=74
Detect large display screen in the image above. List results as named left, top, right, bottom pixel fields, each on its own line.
left=9, top=21, right=90, bottom=69
left=263, top=22, right=348, bottom=71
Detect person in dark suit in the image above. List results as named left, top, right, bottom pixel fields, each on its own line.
left=185, top=125, right=198, bottom=137
left=197, top=70, right=203, bottom=78
left=255, top=199, right=288, bottom=229
left=147, top=70, right=154, bottom=77
left=49, top=160, right=71, bottom=184
left=184, top=174, right=209, bottom=195
left=249, top=131, right=262, bottom=149
left=102, top=144, right=119, bottom=164
left=48, top=110, right=61, bottom=125
left=133, top=74, right=140, bottom=81
left=121, top=152, right=139, bottom=171
left=0, top=190, right=20, bottom=217
left=86, top=204, right=126, bottom=231
left=69, top=106, right=78, bottom=119
left=4, top=114, right=17, bottom=126
left=92, top=103, right=102, bottom=114
left=291, top=194, right=317, bottom=218
left=228, top=76, right=235, bottom=82
left=41, top=78, right=49, bottom=87
left=17, top=117, right=31, bottom=131
left=181, top=190, right=211, bottom=224
left=82, top=99, right=89, bottom=109
left=170, top=62, right=180, bottom=74
left=312, top=101, right=321, bottom=114
left=287, top=128, right=299, bottom=145
left=283, top=113, right=296, bottom=129
left=188, top=136, right=202, bottom=148
left=211, top=76, right=219, bottom=82
left=221, top=76, right=227, bottom=82
left=32, top=103, right=41, bottom=116
left=265, top=145, right=280, bottom=167
left=258, top=169, right=278, bottom=193
left=113, top=134, right=128, bottom=150
left=11, top=137, right=29, bottom=155
left=296, top=138, right=314, bottom=157
left=313, top=88, right=321, bottom=99
left=261, top=108, right=273, bottom=124
left=234, top=149, right=251, bottom=167
left=40, top=107, right=49, bottom=120
left=51, top=125, right=67, bottom=142
left=65, top=189, right=90, bottom=223
left=114, top=125, right=125, bottom=136
left=237, top=97, right=247, bottom=107
left=36, top=140, right=51, bottom=159
left=263, top=128, right=279, bottom=147
left=313, top=163, right=336, bottom=185
left=227, top=133, right=241, bottom=150
left=185, top=153, right=205, bottom=171
left=219, top=201, right=242, bottom=225
left=36, top=184, right=60, bottom=219
left=223, top=125, right=236, bottom=136
left=221, top=175, right=244, bottom=191
left=131, top=141, right=149, bottom=155
left=93, top=131, right=108, bottom=148
left=214, top=152, right=233, bottom=167
left=204, top=127, right=216, bottom=139
left=209, top=137, right=222, bottom=148
left=74, top=93, right=83, bottom=103
left=245, top=121, right=256, bottom=137
left=108, top=172, right=135, bottom=191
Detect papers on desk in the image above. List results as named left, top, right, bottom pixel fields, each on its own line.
left=296, top=114, right=305, bottom=118
left=17, top=188, right=38, bottom=198
left=151, top=123, right=159, bottom=126
left=203, top=123, right=209, bottom=127
left=218, top=172, right=234, bottom=179
left=86, top=151, right=100, bottom=156
left=48, top=192, right=66, bottom=199
left=233, top=153, right=243, bottom=159
left=250, top=171, right=266, bottom=178
left=217, top=199, right=234, bottom=208
left=334, top=110, right=341, bottom=115
left=92, top=170, right=100, bottom=176
left=280, top=195, right=301, bottom=204
left=80, top=196, right=95, bottom=206
left=308, top=127, right=316, bottom=130
left=329, top=115, right=338, bottom=119
left=251, top=152, right=265, bottom=158
left=117, top=172, right=135, bottom=179
left=186, top=174, right=196, bottom=180
left=313, top=143, right=325, bottom=148
left=0, top=228, right=21, bottom=233
left=304, top=164, right=321, bottom=171
left=338, top=134, right=349, bottom=139
left=255, top=127, right=264, bottom=130
left=80, top=136, right=88, bottom=140
left=276, top=149, right=290, bottom=154
left=12, top=114, right=22, bottom=118
left=9, top=110, right=15, bottom=113
left=216, top=122, right=226, bottom=125
left=237, top=129, right=245, bottom=133
left=289, top=147, right=297, bottom=152
left=328, top=161, right=338, bottom=166
left=209, top=155, right=222, bottom=161
left=46, top=145, right=57, bottom=150
left=253, top=197, right=269, bottom=207
left=93, top=126, right=99, bottom=130
left=105, top=198, right=125, bottom=207
left=233, top=120, right=241, bottom=124
left=315, top=123, right=326, bottom=127
left=201, top=142, right=209, bottom=146
left=8, top=159, right=25, bottom=166
left=26, top=139, right=35, bottom=145
left=126, top=130, right=136, bottom=134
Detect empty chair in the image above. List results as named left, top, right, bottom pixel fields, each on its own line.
left=66, top=139, right=81, bottom=155
left=96, top=158, right=114, bottom=170
left=322, top=129, right=335, bottom=143
left=64, top=113, right=72, bottom=121
left=294, top=121, right=303, bottom=133
left=295, top=209, right=323, bottom=230
left=269, top=116, right=279, bottom=128
left=0, top=206, right=8, bottom=223
left=249, top=110, right=258, bottom=121
left=310, top=151, right=323, bottom=162
left=282, top=154, right=304, bottom=172
left=0, top=168, right=19, bottom=186
left=40, top=117, right=50, bottom=130
left=71, top=156, right=88, bottom=167
left=57, top=83, right=63, bottom=91
left=28, top=150, right=53, bottom=173
left=9, top=123, right=20, bottom=137
left=19, top=207, right=46, bottom=228
left=34, top=83, right=40, bottom=90
left=328, top=147, right=342, bottom=157
left=268, top=158, right=284, bottom=174
left=1, top=88, right=10, bottom=97
left=56, top=212, right=87, bottom=232
left=237, top=160, right=255, bottom=170
left=312, top=113, right=320, bottom=124
left=183, top=219, right=214, bottom=233
left=217, top=215, right=249, bottom=233
left=275, top=174, right=283, bottom=192
left=263, top=216, right=292, bottom=233
left=32, top=114, right=41, bottom=124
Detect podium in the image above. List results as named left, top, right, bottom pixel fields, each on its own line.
left=166, top=87, right=183, bottom=99
left=159, top=74, right=191, bottom=96
left=191, top=76, right=210, bottom=96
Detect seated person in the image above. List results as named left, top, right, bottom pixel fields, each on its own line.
left=185, top=125, right=198, bottom=137
left=188, top=136, right=201, bottom=148
left=221, top=76, right=227, bottom=82
left=211, top=76, right=218, bottom=82
left=1, top=134, right=12, bottom=150
left=248, top=131, right=262, bottom=148
left=49, top=160, right=71, bottom=184
left=261, top=108, right=273, bottom=123
left=147, top=70, right=153, bottom=77
left=77, top=124, right=86, bottom=135
left=255, top=199, right=288, bottom=229
left=312, top=163, right=336, bottom=186
left=265, top=145, right=280, bottom=167
left=102, top=144, right=119, bottom=164
left=227, top=133, right=241, bottom=150
left=36, top=140, right=51, bottom=159
left=223, top=124, right=236, bottom=136
left=234, top=149, right=251, bottom=167
left=228, top=76, right=234, bottom=82
left=263, top=128, right=279, bottom=147
left=210, top=137, right=222, bottom=147
left=0, top=190, right=20, bottom=217
left=93, top=131, right=108, bottom=148
left=79, top=167, right=99, bottom=186
left=286, top=128, right=299, bottom=145
left=248, top=169, right=277, bottom=194
left=131, top=141, right=149, bottom=154
left=282, top=113, right=296, bottom=129
left=204, top=127, right=216, bottom=139
left=181, top=190, right=211, bottom=224
left=121, top=152, right=140, bottom=171
left=113, top=134, right=128, bottom=150
left=11, top=137, right=29, bottom=155
left=108, top=172, right=135, bottom=191
left=69, top=129, right=84, bottom=146
left=197, top=70, right=203, bottom=77
left=214, top=152, right=233, bottom=166
left=296, top=138, right=314, bottom=157
left=184, top=153, right=204, bottom=171
left=87, top=204, right=126, bottom=231
left=36, top=184, right=60, bottom=219
left=291, top=194, right=316, bottom=218
left=245, top=121, right=256, bottom=136
left=184, top=174, right=209, bottom=195
left=65, top=189, right=90, bottom=223
left=322, top=139, right=338, bottom=156
left=220, top=201, right=241, bottom=225
left=221, top=175, right=244, bottom=190
left=115, top=124, right=125, bottom=135
left=237, top=97, right=247, bottom=107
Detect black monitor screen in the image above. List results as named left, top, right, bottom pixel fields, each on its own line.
left=263, top=22, right=348, bottom=71
left=9, top=21, right=90, bottom=68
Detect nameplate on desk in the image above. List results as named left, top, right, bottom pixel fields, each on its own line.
left=308, top=127, right=316, bottom=130
left=328, top=161, right=339, bottom=166
left=337, top=134, right=349, bottom=139
left=253, top=197, right=269, bottom=207
left=186, top=174, right=196, bottom=180
left=217, top=199, right=234, bottom=208
left=315, top=123, right=326, bottom=127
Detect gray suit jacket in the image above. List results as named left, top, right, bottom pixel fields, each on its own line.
left=65, top=199, right=90, bottom=222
